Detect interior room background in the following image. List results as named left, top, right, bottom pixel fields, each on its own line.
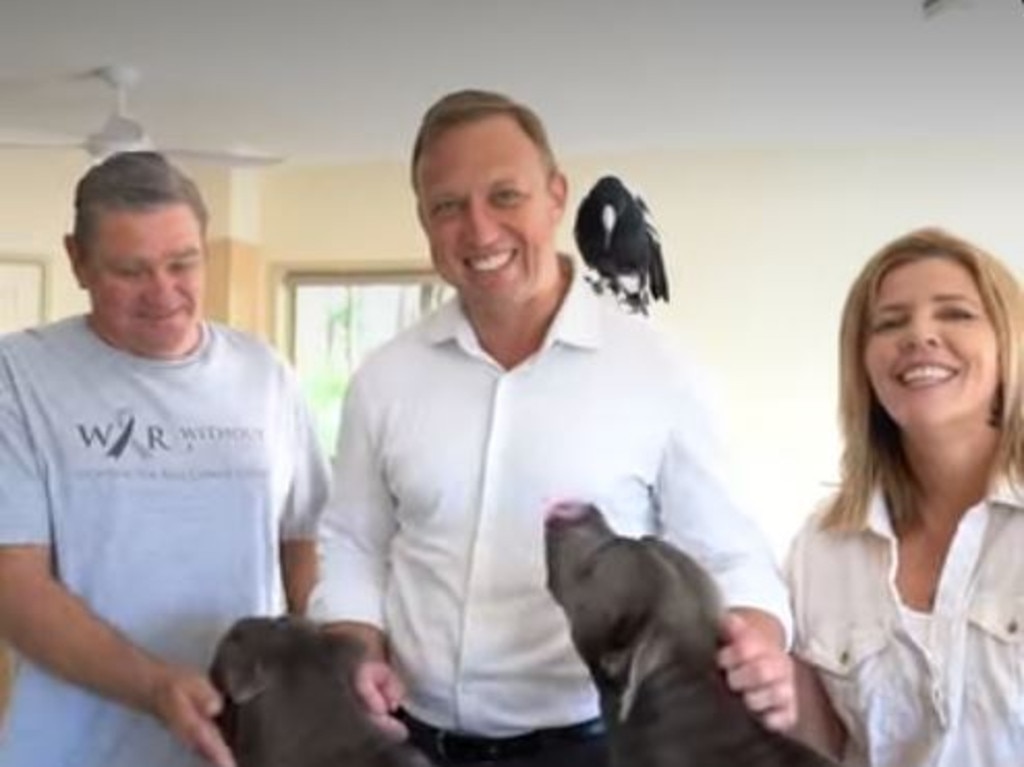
left=4, top=143, right=1024, bottom=557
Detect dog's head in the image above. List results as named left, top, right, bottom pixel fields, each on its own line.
left=209, top=616, right=371, bottom=766
left=211, top=616, right=358, bottom=706
left=545, top=502, right=723, bottom=720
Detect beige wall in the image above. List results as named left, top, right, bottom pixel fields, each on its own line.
left=4, top=143, right=1024, bottom=553
left=0, top=151, right=90, bottom=319
left=257, top=143, right=1024, bottom=552
left=0, top=154, right=263, bottom=333
left=567, top=143, right=1024, bottom=552
left=260, top=161, right=426, bottom=267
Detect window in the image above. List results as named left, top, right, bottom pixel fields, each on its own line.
left=285, top=272, right=450, bottom=454
left=0, top=258, right=47, bottom=334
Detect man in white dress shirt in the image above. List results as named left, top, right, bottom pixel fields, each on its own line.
left=308, top=89, right=794, bottom=767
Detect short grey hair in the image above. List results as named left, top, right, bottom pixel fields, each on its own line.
left=71, top=151, right=208, bottom=253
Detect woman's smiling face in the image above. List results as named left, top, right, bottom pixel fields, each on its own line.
left=864, top=256, right=999, bottom=438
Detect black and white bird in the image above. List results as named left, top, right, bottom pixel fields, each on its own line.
left=574, top=175, right=669, bottom=315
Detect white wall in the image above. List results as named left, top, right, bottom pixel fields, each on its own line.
left=565, top=142, right=1024, bottom=554
left=256, top=143, right=1024, bottom=555
left=6, top=141, right=1024, bottom=557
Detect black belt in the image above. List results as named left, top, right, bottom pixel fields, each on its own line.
left=399, top=710, right=605, bottom=763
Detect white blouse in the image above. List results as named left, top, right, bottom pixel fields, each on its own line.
left=788, top=486, right=1024, bottom=767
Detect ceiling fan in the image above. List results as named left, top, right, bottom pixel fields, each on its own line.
left=0, top=64, right=282, bottom=166
left=922, top=0, right=970, bottom=16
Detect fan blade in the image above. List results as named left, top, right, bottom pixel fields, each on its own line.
left=0, top=141, right=84, bottom=153
left=0, top=62, right=285, bottom=168
left=0, top=128, right=85, bottom=152
left=159, top=147, right=283, bottom=167
left=0, top=67, right=107, bottom=92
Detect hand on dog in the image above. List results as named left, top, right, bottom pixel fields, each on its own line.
left=147, top=664, right=236, bottom=767
left=717, top=609, right=797, bottom=732
left=354, top=659, right=409, bottom=741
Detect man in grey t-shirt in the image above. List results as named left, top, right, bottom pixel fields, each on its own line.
left=0, top=152, right=329, bottom=767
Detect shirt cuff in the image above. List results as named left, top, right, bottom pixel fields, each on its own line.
left=717, top=576, right=795, bottom=650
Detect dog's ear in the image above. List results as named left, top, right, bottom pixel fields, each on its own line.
left=615, top=628, right=671, bottom=723
left=639, top=537, right=722, bottom=658
left=217, top=658, right=271, bottom=704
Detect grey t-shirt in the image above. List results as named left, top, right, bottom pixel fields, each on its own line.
left=0, top=317, right=329, bottom=767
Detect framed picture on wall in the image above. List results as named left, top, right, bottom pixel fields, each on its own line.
left=0, top=257, right=47, bottom=334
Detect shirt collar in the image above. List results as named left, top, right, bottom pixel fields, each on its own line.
left=865, top=489, right=897, bottom=541
left=419, top=256, right=603, bottom=352
left=989, top=477, right=1024, bottom=511
left=864, top=477, right=1024, bottom=540
left=543, top=258, right=603, bottom=351
left=420, top=297, right=464, bottom=345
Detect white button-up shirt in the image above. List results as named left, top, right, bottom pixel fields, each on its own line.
left=788, top=486, right=1024, bottom=767
left=309, top=266, right=790, bottom=735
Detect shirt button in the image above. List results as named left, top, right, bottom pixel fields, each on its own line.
left=1008, top=619, right=1019, bottom=635
left=839, top=650, right=850, bottom=665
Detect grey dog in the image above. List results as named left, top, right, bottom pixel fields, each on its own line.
left=209, top=616, right=433, bottom=767
left=545, top=503, right=835, bottom=767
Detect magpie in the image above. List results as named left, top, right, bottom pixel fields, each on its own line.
left=574, top=175, right=669, bottom=315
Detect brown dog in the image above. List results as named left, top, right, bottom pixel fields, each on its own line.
left=545, top=503, right=835, bottom=767
left=209, top=616, right=433, bottom=767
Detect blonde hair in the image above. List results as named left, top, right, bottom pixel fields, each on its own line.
left=409, top=89, right=558, bottom=191
left=824, top=227, right=1024, bottom=531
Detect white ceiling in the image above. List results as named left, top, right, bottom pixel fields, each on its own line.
left=1, top=0, right=1022, bottom=166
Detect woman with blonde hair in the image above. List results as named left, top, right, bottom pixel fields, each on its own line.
left=788, top=227, right=1024, bottom=766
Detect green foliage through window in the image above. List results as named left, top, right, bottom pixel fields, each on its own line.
left=288, top=276, right=449, bottom=454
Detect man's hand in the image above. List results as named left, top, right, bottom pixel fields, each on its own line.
left=716, top=609, right=796, bottom=731
left=354, top=659, right=409, bottom=740
left=146, top=665, right=236, bottom=767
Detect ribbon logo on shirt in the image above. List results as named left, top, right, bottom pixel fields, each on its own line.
left=75, top=409, right=169, bottom=458
left=75, top=409, right=266, bottom=462
left=76, top=409, right=141, bottom=459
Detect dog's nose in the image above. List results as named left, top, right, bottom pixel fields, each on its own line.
left=544, top=500, right=588, bottom=525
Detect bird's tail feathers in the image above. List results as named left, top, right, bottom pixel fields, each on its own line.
left=649, top=241, right=669, bottom=303
left=638, top=197, right=663, bottom=246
